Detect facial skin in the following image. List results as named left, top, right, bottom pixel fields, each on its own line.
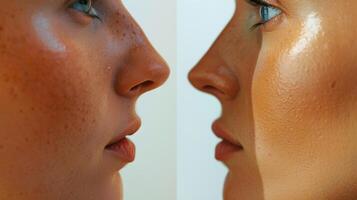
left=0, top=1, right=169, bottom=200
left=189, top=0, right=357, bottom=199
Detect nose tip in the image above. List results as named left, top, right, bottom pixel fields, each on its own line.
left=124, top=63, right=170, bottom=97
left=110, top=7, right=170, bottom=98
left=115, top=47, right=170, bottom=98
left=188, top=56, right=239, bottom=101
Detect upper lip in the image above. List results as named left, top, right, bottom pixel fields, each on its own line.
left=105, top=118, right=142, bottom=147
left=212, top=120, right=243, bottom=148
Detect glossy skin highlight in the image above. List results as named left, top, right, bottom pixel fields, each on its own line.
left=0, top=1, right=169, bottom=200
left=189, top=0, right=357, bottom=199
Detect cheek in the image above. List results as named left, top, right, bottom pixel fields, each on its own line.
left=253, top=21, right=357, bottom=148
left=32, top=12, right=67, bottom=52
left=0, top=14, right=110, bottom=182
left=251, top=18, right=357, bottom=195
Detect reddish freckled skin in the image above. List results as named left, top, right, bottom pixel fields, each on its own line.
left=0, top=1, right=169, bottom=200
left=189, top=0, right=357, bottom=200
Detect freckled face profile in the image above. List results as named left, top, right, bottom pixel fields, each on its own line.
left=0, top=0, right=169, bottom=200
left=189, top=0, right=357, bottom=199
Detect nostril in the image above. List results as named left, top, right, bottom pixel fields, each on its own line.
left=202, top=85, right=225, bottom=96
left=130, top=80, right=155, bottom=93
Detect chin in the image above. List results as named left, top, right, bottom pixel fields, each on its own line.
left=88, top=173, right=123, bottom=200
left=104, top=173, right=124, bottom=200
left=223, top=171, right=264, bottom=200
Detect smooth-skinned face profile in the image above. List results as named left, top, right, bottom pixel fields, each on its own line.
left=0, top=0, right=169, bottom=200
left=189, top=0, right=357, bottom=199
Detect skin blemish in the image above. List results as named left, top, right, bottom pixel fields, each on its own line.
left=115, top=11, right=125, bottom=20
left=32, top=13, right=66, bottom=52
left=330, top=81, right=337, bottom=89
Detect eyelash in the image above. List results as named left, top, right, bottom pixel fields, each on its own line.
left=249, top=0, right=272, bottom=7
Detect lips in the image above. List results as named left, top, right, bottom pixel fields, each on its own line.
left=212, top=121, right=243, bottom=161
left=105, top=137, right=136, bottom=162
left=105, top=119, right=141, bottom=163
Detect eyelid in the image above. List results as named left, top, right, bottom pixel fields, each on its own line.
left=64, top=0, right=76, bottom=7
left=248, top=0, right=287, bottom=14
left=247, top=0, right=272, bottom=7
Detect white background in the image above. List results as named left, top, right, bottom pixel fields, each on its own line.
left=177, top=0, right=235, bottom=200
left=121, top=0, right=235, bottom=199
left=122, top=1, right=176, bottom=200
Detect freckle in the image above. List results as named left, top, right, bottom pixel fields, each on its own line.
left=0, top=145, right=3, bottom=149
left=0, top=26, right=3, bottom=31
left=331, top=81, right=337, bottom=88
left=31, top=107, right=35, bottom=111
left=25, top=137, right=29, bottom=142
left=19, top=109, right=23, bottom=113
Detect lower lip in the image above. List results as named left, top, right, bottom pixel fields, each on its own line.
left=105, top=137, right=136, bottom=163
left=215, top=140, right=243, bottom=161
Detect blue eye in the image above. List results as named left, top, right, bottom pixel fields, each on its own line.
left=260, top=5, right=281, bottom=22
left=70, top=0, right=101, bottom=21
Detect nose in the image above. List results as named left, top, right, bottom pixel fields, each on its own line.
left=115, top=30, right=170, bottom=98
left=188, top=47, right=239, bottom=101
